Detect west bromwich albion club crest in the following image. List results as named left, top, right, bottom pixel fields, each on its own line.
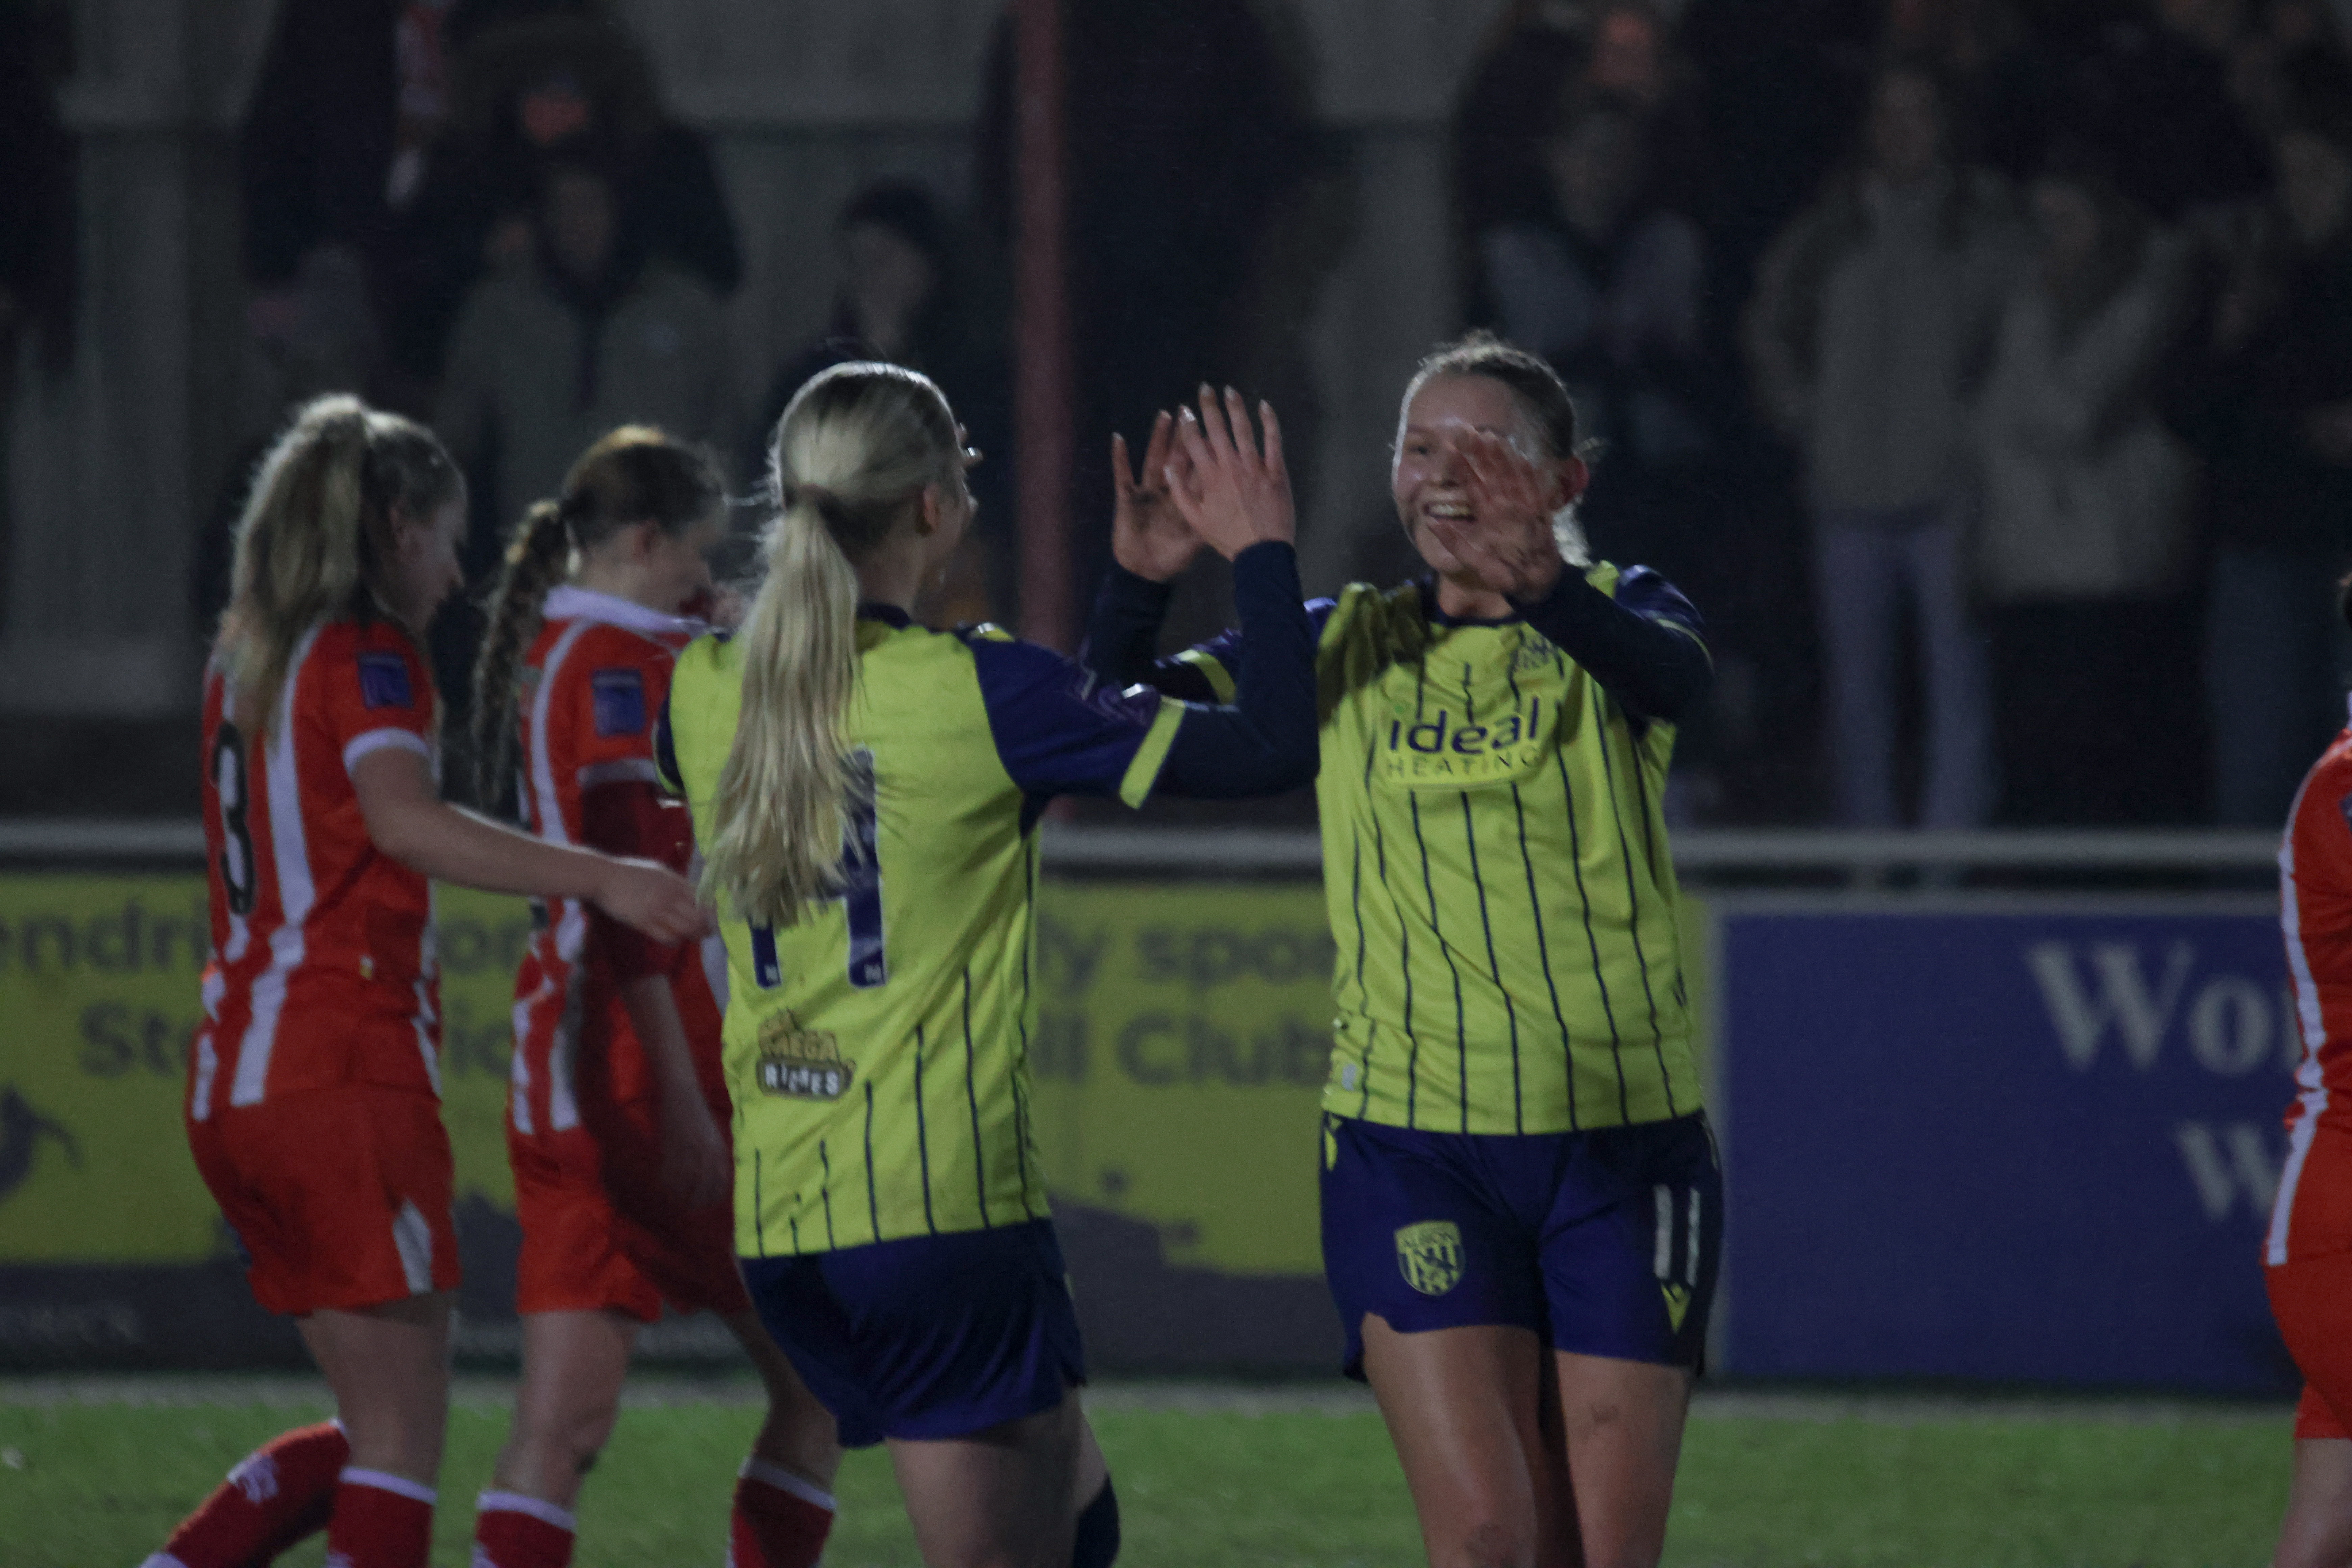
left=755, top=1011, right=855, bottom=1101
left=1395, top=1220, right=1464, bottom=1296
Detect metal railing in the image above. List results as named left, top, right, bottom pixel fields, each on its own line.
left=0, top=818, right=2282, bottom=878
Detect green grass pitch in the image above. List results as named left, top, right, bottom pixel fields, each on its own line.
left=0, top=1383, right=2294, bottom=1567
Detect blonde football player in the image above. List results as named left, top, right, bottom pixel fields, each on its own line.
left=1088, top=342, right=1718, bottom=1568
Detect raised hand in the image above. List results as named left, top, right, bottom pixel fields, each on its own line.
left=1111, top=412, right=1202, bottom=583
left=1162, top=385, right=1295, bottom=561
left=1424, top=428, right=1569, bottom=603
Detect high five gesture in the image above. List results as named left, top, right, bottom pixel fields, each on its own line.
left=1162, top=385, right=1295, bottom=560
left=1110, top=411, right=1200, bottom=584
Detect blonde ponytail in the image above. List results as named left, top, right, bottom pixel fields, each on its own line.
left=702, top=363, right=960, bottom=930
left=215, top=394, right=460, bottom=736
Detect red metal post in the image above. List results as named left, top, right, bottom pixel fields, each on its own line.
left=1012, top=0, right=1073, bottom=650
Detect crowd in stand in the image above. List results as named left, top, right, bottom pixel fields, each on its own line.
left=1459, top=0, right=2352, bottom=831
left=33, top=0, right=2347, bottom=829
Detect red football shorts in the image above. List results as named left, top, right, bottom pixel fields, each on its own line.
left=510, top=1094, right=748, bottom=1323
left=188, top=1084, right=460, bottom=1316
left=2267, top=1119, right=2352, bottom=1442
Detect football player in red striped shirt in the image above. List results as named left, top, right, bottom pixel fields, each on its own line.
left=2267, top=580, right=2352, bottom=1568
left=149, top=396, right=704, bottom=1568
left=462, top=428, right=840, bottom=1568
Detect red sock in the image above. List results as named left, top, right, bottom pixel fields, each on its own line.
left=472, top=1490, right=577, bottom=1568
left=728, top=1460, right=835, bottom=1568
left=323, top=1467, right=435, bottom=1568
left=144, top=1420, right=349, bottom=1568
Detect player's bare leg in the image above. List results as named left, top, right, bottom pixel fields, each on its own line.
left=718, top=1311, right=843, bottom=1567
left=1359, top=1315, right=1573, bottom=1568
left=298, top=1291, right=455, bottom=1485
left=1073, top=1411, right=1110, bottom=1509
left=1549, top=1351, right=1692, bottom=1568
left=487, top=1308, right=640, bottom=1505
left=725, top=1309, right=845, bottom=1487
left=2276, top=1438, right=2352, bottom=1568
left=889, top=1392, right=1081, bottom=1568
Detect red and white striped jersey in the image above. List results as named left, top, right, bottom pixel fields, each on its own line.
left=507, top=586, right=725, bottom=1137
left=2269, top=708, right=2352, bottom=1263
left=193, top=619, right=442, bottom=1120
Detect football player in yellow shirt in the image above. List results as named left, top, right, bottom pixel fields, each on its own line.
left=1088, top=344, right=1719, bottom=1568
left=661, top=362, right=1316, bottom=1566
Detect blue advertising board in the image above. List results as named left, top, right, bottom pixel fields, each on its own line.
left=1719, top=897, right=2302, bottom=1395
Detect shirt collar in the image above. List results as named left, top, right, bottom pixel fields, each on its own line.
left=858, top=601, right=914, bottom=628
left=1419, top=578, right=1524, bottom=630
left=542, top=584, right=703, bottom=638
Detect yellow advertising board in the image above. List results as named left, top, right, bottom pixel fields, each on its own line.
left=0, top=874, right=1707, bottom=1284
left=0, top=877, right=537, bottom=1264
left=1027, top=882, right=1338, bottom=1276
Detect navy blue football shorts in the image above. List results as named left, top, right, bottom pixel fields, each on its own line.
left=1320, top=1111, right=1722, bottom=1379
left=740, top=1218, right=1086, bottom=1447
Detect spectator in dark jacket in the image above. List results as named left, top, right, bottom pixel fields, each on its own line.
left=0, top=0, right=74, bottom=631
left=750, top=181, right=1012, bottom=624
left=386, top=10, right=740, bottom=384
left=2174, top=67, right=2352, bottom=823
left=236, top=0, right=584, bottom=400
left=2066, top=0, right=2274, bottom=220
left=1454, top=2, right=1706, bottom=327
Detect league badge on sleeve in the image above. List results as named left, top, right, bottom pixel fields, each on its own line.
left=591, top=668, right=647, bottom=738
left=357, top=652, right=414, bottom=710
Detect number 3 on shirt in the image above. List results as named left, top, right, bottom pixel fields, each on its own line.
left=749, top=748, right=885, bottom=991
left=211, top=720, right=258, bottom=916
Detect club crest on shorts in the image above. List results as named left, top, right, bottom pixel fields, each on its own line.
left=755, top=1011, right=856, bottom=1101
left=1395, top=1220, right=1464, bottom=1296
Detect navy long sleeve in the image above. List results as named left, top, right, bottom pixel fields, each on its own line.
left=1149, top=542, right=1319, bottom=796
left=1086, top=556, right=1710, bottom=724
left=1510, top=566, right=1711, bottom=723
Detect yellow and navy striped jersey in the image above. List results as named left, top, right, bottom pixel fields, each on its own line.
left=660, top=547, right=1317, bottom=1257
left=1094, top=562, right=1705, bottom=1135
left=659, top=609, right=1182, bottom=1257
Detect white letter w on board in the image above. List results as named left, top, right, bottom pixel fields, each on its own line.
left=2174, top=1122, right=2282, bottom=1221
left=2025, top=941, right=2196, bottom=1071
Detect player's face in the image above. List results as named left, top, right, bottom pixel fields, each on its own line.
left=382, top=496, right=466, bottom=634
left=1391, top=374, right=1550, bottom=578
left=643, top=515, right=725, bottom=615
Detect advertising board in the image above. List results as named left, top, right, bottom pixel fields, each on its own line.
left=1718, top=898, right=2300, bottom=1394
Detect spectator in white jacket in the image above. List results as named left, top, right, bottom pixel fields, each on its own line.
left=436, top=154, right=736, bottom=579
left=431, top=153, right=734, bottom=741
left=1746, top=60, right=2023, bottom=828
left=1974, top=147, right=2199, bottom=824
